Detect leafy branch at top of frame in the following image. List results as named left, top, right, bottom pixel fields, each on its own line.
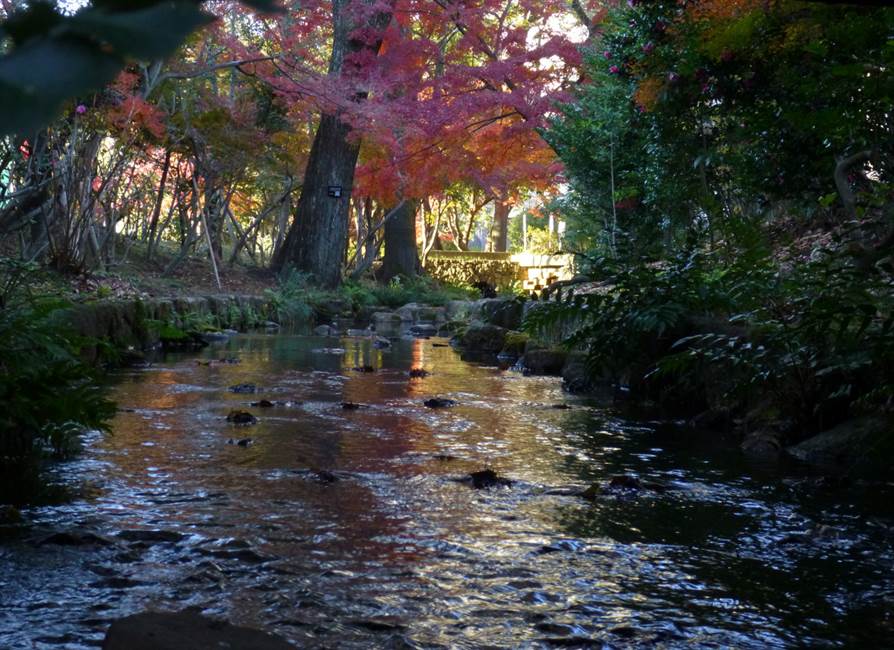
left=0, top=0, right=282, bottom=137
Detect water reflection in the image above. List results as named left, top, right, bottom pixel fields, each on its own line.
left=1, top=333, right=893, bottom=648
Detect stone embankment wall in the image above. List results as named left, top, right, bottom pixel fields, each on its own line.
left=424, top=251, right=574, bottom=293
left=55, top=294, right=273, bottom=362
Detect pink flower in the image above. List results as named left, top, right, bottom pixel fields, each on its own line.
left=667, top=72, right=680, bottom=83
left=603, top=50, right=612, bottom=59
left=609, top=65, right=620, bottom=74
left=642, top=42, right=654, bottom=54
left=75, top=104, right=87, bottom=115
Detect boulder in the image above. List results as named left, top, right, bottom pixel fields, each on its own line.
left=522, top=349, right=567, bottom=376
left=786, top=417, right=892, bottom=469
left=409, top=323, right=438, bottom=337
left=741, top=429, right=782, bottom=457
left=200, top=331, right=230, bottom=343
left=459, top=324, right=508, bottom=355
left=445, top=300, right=474, bottom=320
left=499, top=332, right=530, bottom=358
left=478, top=298, right=525, bottom=330
left=561, top=352, right=594, bottom=394
left=396, top=303, right=446, bottom=324
left=102, top=611, right=293, bottom=650
left=372, top=311, right=402, bottom=326
left=313, top=324, right=338, bottom=337
left=437, top=320, right=466, bottom=337
left=396, top=302, right=423, bottom=322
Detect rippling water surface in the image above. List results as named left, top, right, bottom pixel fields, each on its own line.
left=2, top=333, right=893, bottom=648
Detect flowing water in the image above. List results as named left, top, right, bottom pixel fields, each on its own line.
left=2, top=333, right=893, bottom=648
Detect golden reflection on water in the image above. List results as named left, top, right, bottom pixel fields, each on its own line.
left=2, top=333, right=888, bottom=649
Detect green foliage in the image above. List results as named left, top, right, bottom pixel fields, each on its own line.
left=661, top=250, right=894, bottom=432
left=0, top=263, right=115, bottom=503
left=549, top=1, right=894, bottom=257
left=0, top=0, right=281, bottom=136
left=264, top=267, right=314, bottom=326
left=529, top=231, right=894, bottom=436
left=264, top=267, right=474, bottom=323
left=367, top=275, right=476, bottom=308
left=526, top=244, right=764, bottom=388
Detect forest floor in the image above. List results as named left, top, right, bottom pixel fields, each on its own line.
left=9, top=239, right=278, bottom=302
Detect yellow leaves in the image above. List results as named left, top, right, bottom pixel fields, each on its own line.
left=270, top=130, right=311, bottom=168
left=633, top=76, right=664, bottom=112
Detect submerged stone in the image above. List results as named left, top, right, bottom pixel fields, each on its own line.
left=117, top=530, right=185, bottom=544
left=37, top=531, right=114, bottom=547
left=102, top=611, right=292, bottom=650
left=226, top=410, right=258, bottom=425
left=424, top=398, right=456, bottom=408
left=0, top=505, right=22, bottom=525
left=409, top=368, right=430, bottom=378
left=229, top=383, right=257, bottom=394
left=467, top=469, right=512, bottom=489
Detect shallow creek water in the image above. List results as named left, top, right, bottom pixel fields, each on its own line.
left=2, top=333, right=894, bottom=648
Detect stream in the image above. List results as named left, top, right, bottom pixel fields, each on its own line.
left=2, top=332, right=893, bottom=648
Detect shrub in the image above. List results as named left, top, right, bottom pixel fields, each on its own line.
left=0, top=261, right=115, bottom=503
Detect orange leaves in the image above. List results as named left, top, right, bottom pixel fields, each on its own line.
left=106, top=71, right=167, bottom=141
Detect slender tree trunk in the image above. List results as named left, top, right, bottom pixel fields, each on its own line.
left=492, top=198, right=510, bottom=252
left=146, top=148, right=172, bottom=259
left=382, top=198, right=419, bottom=280
left=271, top=0, right=392, bottom=288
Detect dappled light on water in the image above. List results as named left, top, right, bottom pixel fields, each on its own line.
left=1, top=334, right=893, bottom=648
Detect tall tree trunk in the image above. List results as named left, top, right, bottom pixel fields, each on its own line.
left=271, top=0, right=392, bottom=288
left=271, top=112, right=361, bottom=286
left=382, top=198, right=419, bottom=280
left=492, top=198, right=510, bottom=252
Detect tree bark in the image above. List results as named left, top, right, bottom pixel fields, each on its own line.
left=271, top=112, right=361, bottom=286
left=146, top=148, right=172, bottom=259
left=492, top=199, right=510, bottom=252
left=271, top=0, right=392, bottom=287
left=382, top=198, right=419, bottom=280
